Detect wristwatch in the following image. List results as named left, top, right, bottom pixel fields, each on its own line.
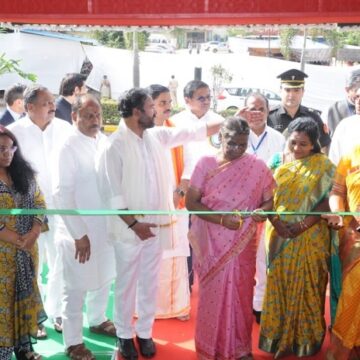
left=175, top=188, right=186, bottom=197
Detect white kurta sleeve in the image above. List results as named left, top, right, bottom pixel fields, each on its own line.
left=181, top=142, right=199, bottom=180
left=96, top=138, right=128, bottom=209
left=53, top=144, right=88, bottom=240
left=152, top=122, right=207, bottom=149
left=328, top=127, right=341, bottom=165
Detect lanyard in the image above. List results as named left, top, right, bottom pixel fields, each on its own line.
left=250, top=131, right=268, bottom=153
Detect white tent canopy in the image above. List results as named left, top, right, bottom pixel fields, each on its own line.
left=0, top=32, right=85, bottom=94
left=0, top=32, right=349, bottom=114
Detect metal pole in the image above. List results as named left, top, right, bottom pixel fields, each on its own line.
left=300, top=28, right=307, bottom=72
left=133, top=31, right=140, bottom=87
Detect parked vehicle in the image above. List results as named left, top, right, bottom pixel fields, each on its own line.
left=201, top=41, right=231, bottom=53
left=144, top=43, right=175, bottom=54
left=216, top=86, right=281, bottom=112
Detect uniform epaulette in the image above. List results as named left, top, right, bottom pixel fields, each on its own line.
left=269, top=105, right=281, bottom=113
left=306, top=107, right=322, bottom=116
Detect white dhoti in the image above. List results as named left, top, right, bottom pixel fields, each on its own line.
left=253, top=223, right=267, bottom=312
left=155, top=214, right=190, bottom=318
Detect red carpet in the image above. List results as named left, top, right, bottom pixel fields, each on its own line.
left=115, top=283, right=331, bottom=359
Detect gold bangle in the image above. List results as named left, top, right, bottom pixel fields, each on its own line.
left=300, top=220, right=309, bottom=230
left=220, top=215, right=224, bottom=226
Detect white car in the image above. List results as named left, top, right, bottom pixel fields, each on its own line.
left=202, top=41, right=231, bottom=53
left=144, top=44, right=175, bottom=54
left=215, top=86, right=281, bottom=112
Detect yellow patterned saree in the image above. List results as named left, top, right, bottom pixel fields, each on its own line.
left=329, top=145, right=360, bottom=359
left=259, top=153, right=335, bottom=358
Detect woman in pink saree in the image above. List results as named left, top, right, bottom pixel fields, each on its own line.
left=186, top=117, right=275, bottom=360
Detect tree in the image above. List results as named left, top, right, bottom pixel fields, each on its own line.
left=170, top=28, right=186, bottom=48
left=210, top=64, right=233, bottom=111
left=124, top=31, right=149, bottom=51
left=226, top=28, right=251, bottom=38
left=92, top=30, right=125, bottom=48
left=279, top=28, right=297, bottom=60
left=0, top=53, right=37, bottom=81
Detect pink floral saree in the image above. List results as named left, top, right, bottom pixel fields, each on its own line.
left=188, top=154, right=275, bottom=360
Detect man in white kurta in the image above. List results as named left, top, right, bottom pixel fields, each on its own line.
left=97, top=88, right=223, bottom=360
left=329, top=114, right=360, bottom=165
left=52, top=94, right=116, bottom=357
left=171, top=80, right=224, bottom=291
left=148, top=84, right=190, bottom=320
left=238, top=93, right=286, bottom=322
left=7, top=85, right=73, bottom=333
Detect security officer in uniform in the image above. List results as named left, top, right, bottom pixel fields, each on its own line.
left=268, top=68, right=331, bottom=149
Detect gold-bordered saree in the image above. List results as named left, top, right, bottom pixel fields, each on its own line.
left=259, top=153, right=335, bottom=358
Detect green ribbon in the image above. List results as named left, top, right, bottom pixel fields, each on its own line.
left=0, top=209, right=359, bottom=216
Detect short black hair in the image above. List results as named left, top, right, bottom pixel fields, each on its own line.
left=59, top=73, right=86, bottom=96
left=4, top=83, right=27, bottom=106
left=244, top=92, right=269, bottom=110
left=183, top=80, right=209, bottom=99
left=0, top=126, right=36, bottom=194
left=288, top=117, right=321, bottom=153
left=23, top=84, right=49, bottom=110
left=221, top=116, right=250, bottom=137
left=147, top=84, right=169, bottom=100
left=118, top=88, right=150, bottom=118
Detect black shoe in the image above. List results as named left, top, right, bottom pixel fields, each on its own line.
left=253, top=309, right=261, bottom=324
left=136, top=336, right=156, bottom=358
left=117, top=338, right=138, bottom=360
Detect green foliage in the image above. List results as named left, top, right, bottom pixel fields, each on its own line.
left=101, top=98, right=119, bottom=125
left=170, top=28, right=186, bottom=48
left=226, top=28, right=250, bottom=37
left=125, top=31, right=149, bottom=51
left=218, top=108, right=238, bottom=118
left=342, top=31, right=360, bottom=46
left=170, top=106, right=185, bottom=116
left=92, top=30, right=125, bottom=48
left=279, top=28, right=297, bottom=60
left=323, top=30, right=344, bottom=57
left=0, top=53, right=37, bottom=81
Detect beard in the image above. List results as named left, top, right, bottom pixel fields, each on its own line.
left=138, top=113, right=155, bottom=129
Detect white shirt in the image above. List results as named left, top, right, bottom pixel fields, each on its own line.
left=329, top=114, right=360, bottom=165
left=52, top=128, right=115, bottom=290
left=8, top=116, right=73, bottom=206
left=172, top=109, right=225, bottom=179
left=246, top=125, right=286, bottom=163
left=7, top=106, right=22, bottom=122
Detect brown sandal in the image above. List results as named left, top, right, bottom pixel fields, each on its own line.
left=66, top=344, right=95, bottom=360
left=89, top=319, right=116, bottom=337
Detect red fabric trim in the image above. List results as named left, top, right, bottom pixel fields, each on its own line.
left=1, top=0, right=360, bottom=26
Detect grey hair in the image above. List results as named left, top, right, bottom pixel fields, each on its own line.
left=220, top=116, right=250, bottom=138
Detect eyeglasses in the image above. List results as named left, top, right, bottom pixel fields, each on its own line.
left=0, top=145, right=17, bottom=155
left=196, top=95, right=212, bottom=103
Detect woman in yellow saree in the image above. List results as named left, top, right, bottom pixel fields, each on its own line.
left=323, top=144, right=360, bottom=360
left=259, top=117, right=335, bottom=358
